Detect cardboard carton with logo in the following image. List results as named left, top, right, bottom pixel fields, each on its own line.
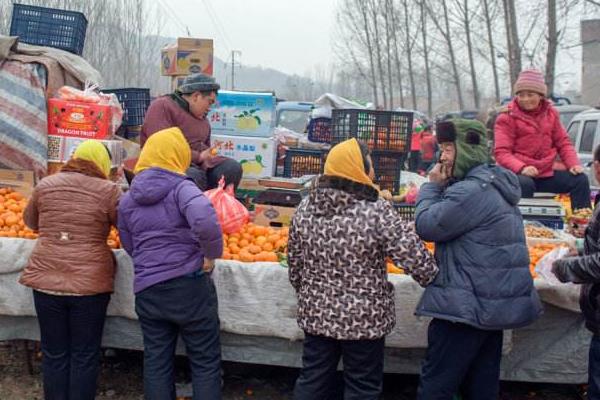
left=208, top=90, right=275, bottom=137
left=47, top=98, right=114, bottom=140
left=211, top=134, right=276, bottom=179
left=161, top=38, right=214, bottom=76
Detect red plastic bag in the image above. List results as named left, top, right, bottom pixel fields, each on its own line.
left=205, top=177, right=249, bottom=234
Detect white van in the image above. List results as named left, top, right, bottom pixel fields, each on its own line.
left=566, top=108, right=600, bottom=186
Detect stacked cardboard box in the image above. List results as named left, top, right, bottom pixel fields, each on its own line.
left=160, top=38, right=214, bottom=91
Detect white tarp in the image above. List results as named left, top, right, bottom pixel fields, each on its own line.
left=311, top=93, right=368, bottom=119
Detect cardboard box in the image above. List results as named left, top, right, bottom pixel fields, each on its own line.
left=211, top=134, right=276, bottom=179
left=208, top=91, right=276, bottom=137
left=171, top=76, right=187, bottom=92
left=0, top=169, right=35, bottom=197
left=161, top=38, right=214, bottom=76
left=47, top=98, right=114, bottom=139
left=253, top=204, right=296, bottom=227
left=47, top=136, right=123, bottom=168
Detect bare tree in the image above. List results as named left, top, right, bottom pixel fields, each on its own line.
left=426, top=0, right=465, bottom=109
left=482, top=0, right=501, bottom=102
left=419, top=0, right=433, bottom=116
left=369, top=0, right=387, bottom=108
left=384, top=0, right=395, bottom=108
left=503, top=0, right=521, bottom=88
left=401, top=0, right=418, bottom=110
left=545, top=0, right=558, bottom=95
left=453, top=0, right=480, bottom=108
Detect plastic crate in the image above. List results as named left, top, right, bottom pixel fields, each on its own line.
left=307, top=117, right=332, bottom=143
left=103, top=88, right=151, bottom=127
left=282, top=148, right=327, bottom=178
left=116, top=125, right=142, bottom=141
left=10, top=4, right=87, bottom=55
left=371, top=151, right=405, bottom=193
left=331, top=109, right=413, bottom=152
left=393, top=203, right=416, bottom=220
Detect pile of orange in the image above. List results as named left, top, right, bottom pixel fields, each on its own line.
left=0, top=188, right=38, bottom=239
left=222, top=223, right=288, bottom=263
left=528, top=242, right=565, bottom=278
left=107, top=227, right=121, bottom=249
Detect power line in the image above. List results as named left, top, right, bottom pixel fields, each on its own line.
left=157, top=0, right=191, bottom=36
left=195, top=0, right=234, bottom=53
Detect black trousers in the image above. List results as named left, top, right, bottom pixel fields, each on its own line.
left=186, top=158, right=243, bottom=191
left=518, top=170, right=591, bottom=210
left=33, top=290, right=110, bottom=400
left=589, top=335, right=600, bottom=400
left=293, top=333, right=385, bottom=400
left=135, top=273, right=221, bottom=400
left=417, top=319, right=503, bottom=400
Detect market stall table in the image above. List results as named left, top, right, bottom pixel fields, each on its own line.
left=0, top=238, right=591, bottom=383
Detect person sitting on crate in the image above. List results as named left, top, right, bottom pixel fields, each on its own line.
left=141, top=73, right=243, bottom=191
left=414, top=118, right=542, bottom=400
left=494, top=68, right=590, bottom=212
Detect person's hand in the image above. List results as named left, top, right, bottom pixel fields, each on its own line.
left=569, top=165, right=584, bottom=175
left=203, top=258, right=215, bottom=273
left=521, top=166, right=539, bottom=177
left=200, top=146, right=219, bottom=161
left=380, top=189, right=393, bottom=201
left=551, top=259, right=571, bottom=283
left=429, top=163, right=449, bottom=185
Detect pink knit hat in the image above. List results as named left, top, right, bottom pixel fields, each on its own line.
left=513, top=68, right=547, bottom=96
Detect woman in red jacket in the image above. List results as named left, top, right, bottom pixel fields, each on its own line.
left=494, top=69, right=590, bottom=210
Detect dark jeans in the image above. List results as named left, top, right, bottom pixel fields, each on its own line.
left=417, top=318, right=503, bottom=400
left=294, top=333, right=384, bottom=400
left=589, top=335, right=600, bottom=400
left=135, top=273, right=221, bottom=400
left=33, top=290, right=110, bottom=400
left=186, top=158, right=243, bottom=191
left=518, top=170, right=591, bottom=210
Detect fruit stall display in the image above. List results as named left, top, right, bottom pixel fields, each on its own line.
left=0, top=188, right=38, bottom=239
left=221, top=223, right=288, bottom=263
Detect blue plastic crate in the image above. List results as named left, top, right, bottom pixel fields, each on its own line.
left=307, top=117, right=332, bottom=143
left=103, top=88, right=151, bottom=127
left=10, top=4, right=87, bottom=55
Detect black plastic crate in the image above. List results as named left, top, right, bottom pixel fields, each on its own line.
left=371, top=151, right=405, bottom=193
left=282, top=148, right=327, bottom=178
left=307, top=117, right=332, bottom=143
left=103, top=88, right=151, bottom=127
left=393, top=203, right=416, bottom=220
left=10, top=4, right=87, bottom=55
left=331, top=109, right=413, bottom=152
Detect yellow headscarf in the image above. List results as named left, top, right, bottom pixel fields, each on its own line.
left=134, top=127, right=191, bottom=175
left=72, top=140, right=111, bottom=178
left=324, top=138, right=376, bottom=189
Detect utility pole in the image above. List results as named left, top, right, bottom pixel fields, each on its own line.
left=231, top=50, right=241, bottom=90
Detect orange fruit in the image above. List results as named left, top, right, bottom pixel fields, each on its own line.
left=240, top=251, right=254, bottom=262
left=255, top=236, right=267, bottom=246
left=262, top=242, right=274, bottom=252
left=228, top=237, right=239, bottom=245
left=6, top=231, right=17, bottom=238
left=267, top=234, right=280, bottom=244
left=231, top=254, right=241, bottom=261
left=248, top=244, right=262, bottom=255
left=239, top=239, right=250, bottom=247
left=4, top=215, right=18, bottom=226
left=229, top=244, right=241, bottom=255
left=275, top=239, right=287, bottom=250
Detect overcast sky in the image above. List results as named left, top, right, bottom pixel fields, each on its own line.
left=159, top=0, right=339, bottom=76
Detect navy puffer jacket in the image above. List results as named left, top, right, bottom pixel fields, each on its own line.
left=415, top=164, right=543, bottom=330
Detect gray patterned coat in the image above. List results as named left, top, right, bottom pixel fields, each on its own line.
left=288, top=175, right=438, bottom=340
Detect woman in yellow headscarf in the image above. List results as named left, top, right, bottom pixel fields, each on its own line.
left=20, top=139, right=121, bottom=400
left=288, top=138, right=438, bottom=400
left=119, top=127, right=224, bottom=399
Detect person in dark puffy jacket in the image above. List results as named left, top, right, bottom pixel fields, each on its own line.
left=289, top=138, right=438, bottom=400
left=552, top=144, right=600, bottom=400
left=118, top=127, right=223, bottom=400
left=415, top=119, right=543, bottom=400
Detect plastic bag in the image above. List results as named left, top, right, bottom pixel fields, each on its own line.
left=535, top=246, right=571, bottom=286
left=205, top=177, right=249, bottom=234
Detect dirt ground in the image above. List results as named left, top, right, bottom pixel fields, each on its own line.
left=0, top=341, right=588, bottom=399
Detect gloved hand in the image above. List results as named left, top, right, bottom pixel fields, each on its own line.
left=552, top=259, right=571, bottom=283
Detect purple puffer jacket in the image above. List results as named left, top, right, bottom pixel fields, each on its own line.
left=118, top=167, right=223, bottom=293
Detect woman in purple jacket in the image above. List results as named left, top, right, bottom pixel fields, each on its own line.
left=118, top=127, right=223, bottom=400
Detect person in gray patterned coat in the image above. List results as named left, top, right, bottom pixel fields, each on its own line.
left=288, top=138, right=438, bottom=400
left=415, top=118, right=543, bottom=400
